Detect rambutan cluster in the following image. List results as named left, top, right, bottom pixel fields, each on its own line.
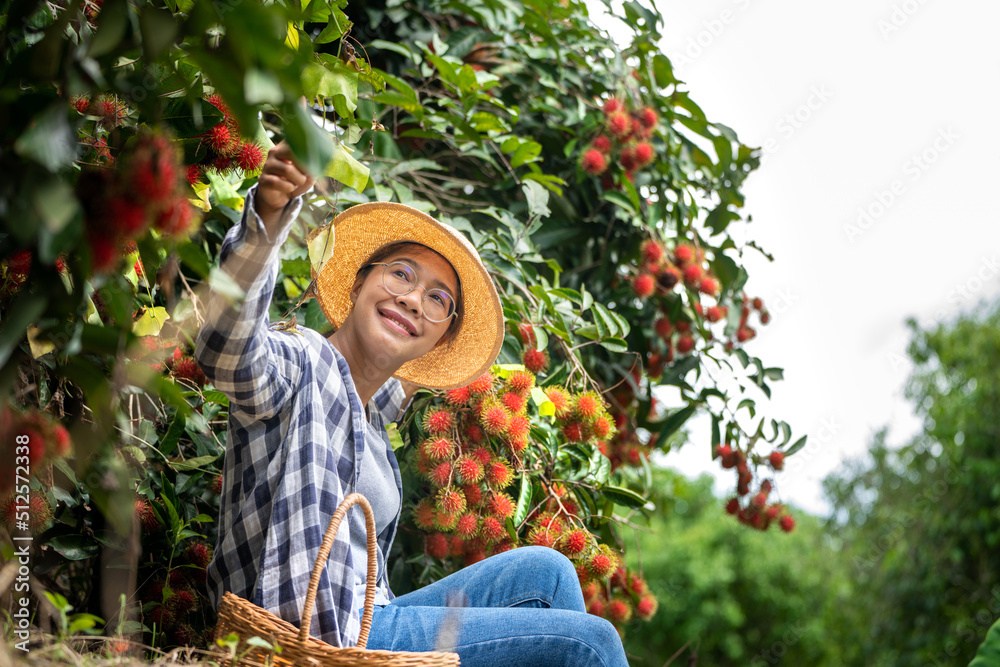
left=0, top=405, right=72, bottom=494
left=581, top=98, right=659, bottom=182
left=723, top=292, right=770, bottom=350
left=76, top=130, right=201, bottom=274
left=166, top=346, right=208, bottom=388
left=414, top=369, right=536, bottom=564
left=547, top=387, right=616, bottom=449
left=138, top=559, right=208, bottom=647
left=631, top=240, right=718, bottom=302
left=187, top=94, right=266, bottom=184
left=72, top=94, right=129, bottom=131
left=596, top=408, right=652, bottom=472
left=583, top=564, right=658, bottom=632
left=716, top=445, right=794, bottom=532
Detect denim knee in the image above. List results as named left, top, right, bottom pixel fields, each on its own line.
left=517, top=545, right=577, bottom=578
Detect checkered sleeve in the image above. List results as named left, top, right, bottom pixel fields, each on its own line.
left=372, top=378, right=406, bottom=424
left=194, top=187, right=305, bottom=419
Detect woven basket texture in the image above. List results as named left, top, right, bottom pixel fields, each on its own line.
left=212, top=493, right=460, bottom=666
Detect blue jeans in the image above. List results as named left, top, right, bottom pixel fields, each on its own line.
left=365, top=546, right=628, bottom=666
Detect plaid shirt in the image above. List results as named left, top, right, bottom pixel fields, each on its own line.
left=195, top=188, right=404, bottom=648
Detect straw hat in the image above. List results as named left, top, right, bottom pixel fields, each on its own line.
left=315, top=202, right=504, bottom=390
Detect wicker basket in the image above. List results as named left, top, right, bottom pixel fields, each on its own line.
left=213, top=493, right=460, bottom=666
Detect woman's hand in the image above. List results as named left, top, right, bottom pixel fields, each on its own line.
left=255, top=141, right=316, bottom=236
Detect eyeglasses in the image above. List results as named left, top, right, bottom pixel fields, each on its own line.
left=368, top=261, right=457, bottom=323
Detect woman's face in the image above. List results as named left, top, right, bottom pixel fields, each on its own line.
left=347, top=246, right=459, bottom=366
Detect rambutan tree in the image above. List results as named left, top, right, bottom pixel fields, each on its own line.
left=0, top=0, right=804, bottom=657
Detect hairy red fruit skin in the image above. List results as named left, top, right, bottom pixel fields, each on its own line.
left=632, top=273, right=655, bottom=298
left=581, top=148, right=608, bottom=175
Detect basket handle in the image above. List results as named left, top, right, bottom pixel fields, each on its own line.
left=298, top=492, right=378, bottom=648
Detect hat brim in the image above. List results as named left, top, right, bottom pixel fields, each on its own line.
left=316, top=202, right=504, bottom=390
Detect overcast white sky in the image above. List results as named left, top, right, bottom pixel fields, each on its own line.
left=589, top=0, right=1000, bottom=515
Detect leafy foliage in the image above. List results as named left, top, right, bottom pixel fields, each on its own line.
left=0, top=0, right=801, bottom=655
left=824, top=305, right=1000, bottom=666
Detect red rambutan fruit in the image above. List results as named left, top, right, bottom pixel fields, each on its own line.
left=155, top=196, right=198, bottom=238
left=676, top=335, right=695, bottom=355
left=484, top=459, right=514, bottom=488
left=487, top=492, right=515, bottom=520
left=426, top=532, right=450, bottom=559
left=464, top=423, right=485, bottom=445
left=455, top=513, right=479, bottom=538
left=561, top=421, right=584, bottom=443
left=423, top=408, right=455, bottom=435
left=423, top=437, right=454, bottom=461
left=640, top=240, right=664, bottom=265
left=107, top=197, right=149, bottom=238
left=481, top=404, right=510, bottom=436
left=467, top=372, right=494, bottom=395
left=780, top=514, right=795, bottom=532
left=587, top=598, right=606, bottom=617
left=632, top=273, right=655, bottom=298
left=7, top=250, right=32, bottom=275
left=574, top=392, right=601, bottom=420
left=53, top=424, right=71, bottom=456
left=581, top=149, right=608, bottom=175
left=607, top=599, right=632, bottom=624
left=135, top=498, right=161, bottom=532
left=591, top=414, right=614, bottom=440
left=436, top=488, right=467, bottom=515
left=607, top=111, right=632, bottom=140
left=236, top=141, right=265, bottom=173
left=506, top=370, right=535, bottom=396
left=545, top=388, right=571, bottom=418
left=505, top=414, right=530, bottom=441
left=204, top=124, right=232, bottom=154
left=698, top=276, right=719, bottom=296
left=455, top=455, right=485, bottom=484
left=634, top=142, right=654, bottom=167
left=461, top=484, right=483, bottom=507
left=769, top=451, right=785, bottom=471
left=479, top=515, right=505, bottom=543
left=592, top=135, right=612, bottom=153
left=682, top=263, right=703, bottom=285
left=654, top=317, right=672, bottom=339
left=725, top=498, right=740, bottom=515
left=636, top=595, right=658, bottom=620
left=413, top=498, right=437, bottom=529
left=673, top=243, right=694, bottom=265
left=638, top=107, right=658, bottom=131
left=428, top=461, right=453, bottom=487
left=619, top=146, right=639, bottom=171
left=445, top=385, right=471, bottom=406
left=558, top=528, right=589, bottom=556
left=522, top=347, right=549, bottom=374
left=501, top=391, right=526, bottom=415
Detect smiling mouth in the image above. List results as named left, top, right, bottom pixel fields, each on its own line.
left=379, top=308, right=416, bottom=336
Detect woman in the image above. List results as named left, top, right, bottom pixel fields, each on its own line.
left=195, top=142, right=628, bottom=666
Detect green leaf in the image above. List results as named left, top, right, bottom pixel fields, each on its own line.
left=764, top=367, right=785, bottom=381
left=325, top=143, right=370, bottom=193
left=785, top=435, right=808, bottom=457
left=14, top=102, right=76, bottom=172
left=522, top=180, right=551, bottom=219
left=302, top=61, right=359, bottom=115
left=653, top=404, right=698, bottom=449
left=510, top=140, right=542, bottom=168
left=601, top=190, right=637, bottom=215
left=159, top=414, right=186, bottom=458
left=600, top=485, right=648, bottom=509
left=132, top=307, right=170, bottom=337
left=386, top=422, right=405, bottom=451
left=46, top=535, right=99, bottom=561
left=169, top=455, right=219, bottom=472
left=598, top=337, right=629, bottom=353
left=284, top=102, right=334, bottom=181
left=514, top=474, right=534, bottom=526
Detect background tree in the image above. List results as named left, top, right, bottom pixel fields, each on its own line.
left=824, top=303, right=1000, bottom=667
